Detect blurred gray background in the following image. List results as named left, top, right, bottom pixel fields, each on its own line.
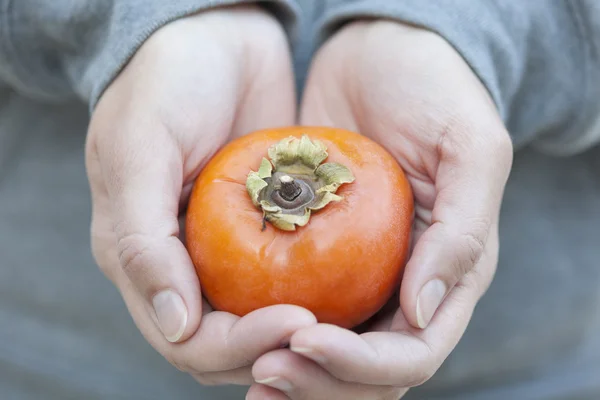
left=1, top=87, right=599, bottom=399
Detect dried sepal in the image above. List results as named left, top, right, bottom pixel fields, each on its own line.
left=246, top=134, right=355, bottom=231
left=268, top=135, right=328, bottom=172
left=257, top=157, right=272, bottom=179
left=315, top=162, right=355, bottom=188
left=266, top=208, right=311, bottom=231
left=246, top=171, right=268, bottom=207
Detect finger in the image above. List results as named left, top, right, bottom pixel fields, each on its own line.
left=87, top=2, right=298, bottom=352
left=175, top=306, right=315, bottom=373
left=120, top=281, right=316, bottom=374
left=400, top=123, right=512, bottom=329
left=96, top=228, right=318, bottom=375
left=289, top=242, right=497, bottom=387
left=192, top=366, right=253, bottom=386
left=88, top=114, right=203, bottom=344
left=247, top=384, right=290, bottom=400
left=252, top=349, right=405, bottom=400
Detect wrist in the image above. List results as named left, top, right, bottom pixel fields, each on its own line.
left=143, top=4, right=286, bottom=56
left=96, top=3, right=292, bottom=113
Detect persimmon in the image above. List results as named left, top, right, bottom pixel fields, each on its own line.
left=185, top=126, right=413, bottom=329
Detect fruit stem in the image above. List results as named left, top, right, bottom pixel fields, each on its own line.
left=245, top=135, right=355, bottom=231
left=279, top=175, right=302, bottom=201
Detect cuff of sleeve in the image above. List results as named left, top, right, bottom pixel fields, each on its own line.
left=0, top=0, right=299, bottom=112
left=314, top=1, right=596, bottom=153
left=83, top=0, right=300, bottom=112
left=314, top=1, right=508, bottom=118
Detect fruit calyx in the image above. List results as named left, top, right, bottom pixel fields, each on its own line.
left=246, top=135, right=355, bottom=231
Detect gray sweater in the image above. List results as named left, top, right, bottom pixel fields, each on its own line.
left=0, top=1, right=599, bottom=399
left=1, top=0, right=599, bottom=152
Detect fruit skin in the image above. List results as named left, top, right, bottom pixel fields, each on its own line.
left=185, top=126, right=413, bottom=329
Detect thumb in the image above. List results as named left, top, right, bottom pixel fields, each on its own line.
left=96, top=119, right=202, bottom=344
left=400, top=124, right=513, bottom=330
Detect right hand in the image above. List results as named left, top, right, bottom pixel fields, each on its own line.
left=85, top=5, right=316, bottom=386
left=247, top=20, right=512, bottom=399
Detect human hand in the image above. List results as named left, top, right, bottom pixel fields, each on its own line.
left=247, top=21, right=513, bottom=399
left=86, top=5, right=317, bottom=386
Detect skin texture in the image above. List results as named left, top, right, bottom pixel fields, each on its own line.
left=85, top=5, right=317, bottom=388
left=85, top=7, right=512, bottom=398
left=186, top=126, right=414, bottom=329
left=245, top=20, right=513, bottom=400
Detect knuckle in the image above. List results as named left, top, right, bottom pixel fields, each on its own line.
left=450, top=217, right=490, bottom=275
left=461, top=234, right=499, bottom=295
left=438, top=118, right=513, bottom=173
left=116, top=233, right=152, bottom=278
left=435, top=113, right=489, bottom=162
left=436, top=124, right=463, bottom=162
left=459, top=230, right=487, bottom=266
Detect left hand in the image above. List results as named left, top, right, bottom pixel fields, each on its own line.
left=246, top=20, right=513, bottom=399
left=85, top=5, right=308, bottom=387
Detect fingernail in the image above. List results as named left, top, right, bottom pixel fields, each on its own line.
left=416, top=279, right=447, bottom=329
left=290, top=346, right=327, bottom=363
left=152, top=289, right=187, bottom=342
left=256, top=376, right=293, bottom=392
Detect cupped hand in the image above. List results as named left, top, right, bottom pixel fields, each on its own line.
left=85, top=5, right=316, bottom=386
left=247, top=21, right=513, bottom=399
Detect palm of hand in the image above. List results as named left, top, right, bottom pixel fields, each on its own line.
left=247, top=21, right=513, bottom=400
left=86, top=5, right=316, bottom=388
